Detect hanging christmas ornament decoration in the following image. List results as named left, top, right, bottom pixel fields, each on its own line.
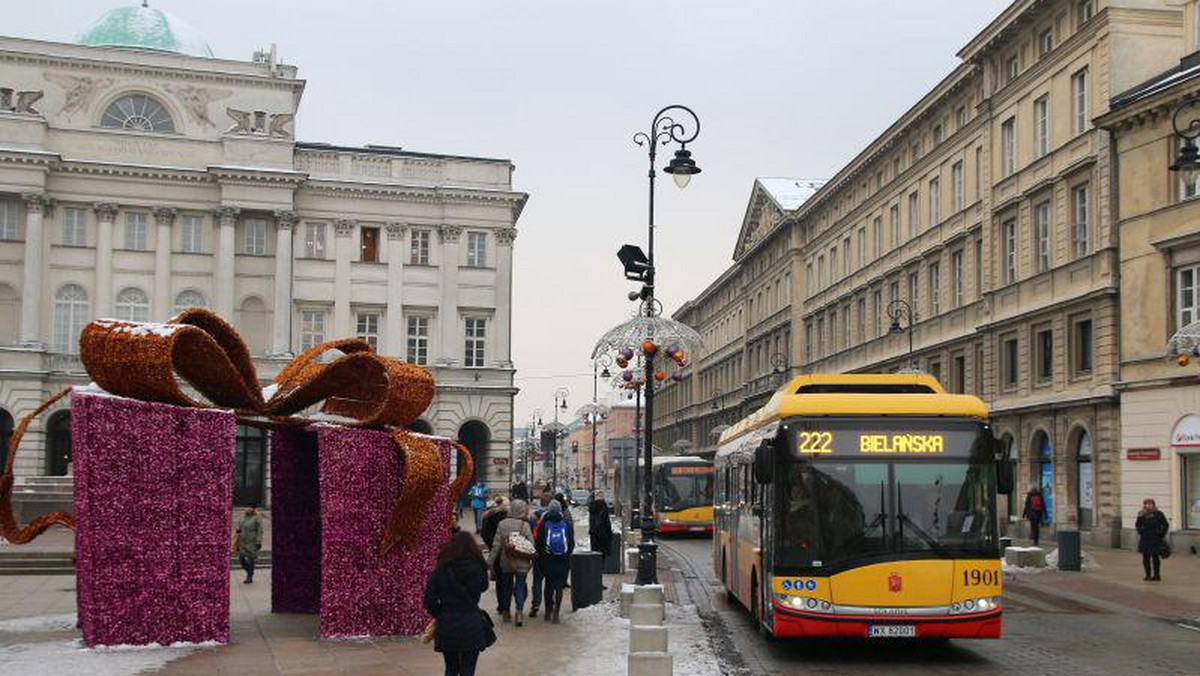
left=671, top=372, right=685, bottom=382
left=616, top=357, right=629, bottom=369
left=654, top=370, right=666, bottom=382
left=622, top=370, right=634, bottom=381
left=642, top=340, right=657, bottom=356
left=620, top=347, right=635, bottom=361
left=665, top=343, right=680, bottom=358
left=1179, top=354, right=1191, bottom=367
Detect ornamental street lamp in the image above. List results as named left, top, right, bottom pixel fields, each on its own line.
left=585, top=355, right=613, bottom=492
left=552, top=388, right=569, bottom=490
left=888, top=299, right=915, bottom=369
left=628, top=104, right=701, bottom=585
left=1170, top=97, right=1200, bottom=188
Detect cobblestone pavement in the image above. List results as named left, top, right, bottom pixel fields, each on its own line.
left=657, top=538, right=1200, bottom=676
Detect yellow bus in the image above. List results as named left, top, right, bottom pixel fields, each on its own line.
left=654, top=456, right=715, bottom=535
left=713, top=373, right=1012, bottom=640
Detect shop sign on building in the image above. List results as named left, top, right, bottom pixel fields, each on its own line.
left=1171, top=415, right=1200, bottom=447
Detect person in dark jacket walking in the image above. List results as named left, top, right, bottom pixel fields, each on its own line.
left=588, top=496, right=614, bottom=563
left=423, top=531, right=490, bottom=676
left=1135, top=498, right=1170, bottom=581
left=1023, top=487, right=1046, bottom=545
left=534, top=501, right=575, bottom=623
left=479, top=497, right=509, bottom=614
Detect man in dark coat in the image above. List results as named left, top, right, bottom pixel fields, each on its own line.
left=423, top=532, right=490, bottom=676
left=534, top=501, right=575, bottom=623
left=478, top=497, right=509, bottom=613
left=588, top=496, right=614, bottom=563
left=1022, top=488, right=1046, bottom=546
left=1135, top=498, right=1170, bottom=581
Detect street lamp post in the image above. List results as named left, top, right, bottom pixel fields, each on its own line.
left=630, top=105, right=701, bottom=585
left=888, top=299, right=915, bottom=369
left=1170, top=97, right=1200, bottom=187
left=552, top=388, right=569, bottom=491
left=527, top=408, right=542, bottom=489
left=590, top=356, right=612, bottom=492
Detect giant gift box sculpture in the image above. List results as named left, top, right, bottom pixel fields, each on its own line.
left=0, top=309, right=472, bottom=646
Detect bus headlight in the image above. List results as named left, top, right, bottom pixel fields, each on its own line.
left=773, top=594, right=832, bottom=613
left=951, top=597, right=1001, bottom=614
left=774, top=594, right=807, bottom=610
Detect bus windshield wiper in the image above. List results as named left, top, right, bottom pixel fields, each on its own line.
left=861, top=480, right=888, bottom=542
left=895, top=484, right=949, bottom=557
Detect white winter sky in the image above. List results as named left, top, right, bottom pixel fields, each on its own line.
left=11, top=0, right=1011, bottom=431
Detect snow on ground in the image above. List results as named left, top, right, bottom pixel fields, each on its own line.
left=0, top=614, right=211, bottom=676
left=562, top=601, right=721, bottom=676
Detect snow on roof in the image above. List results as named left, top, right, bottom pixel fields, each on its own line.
left=756, top=178, right=827, bottom=212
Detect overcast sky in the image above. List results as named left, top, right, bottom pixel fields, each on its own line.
left=13, top=0, right=1012, bottom=431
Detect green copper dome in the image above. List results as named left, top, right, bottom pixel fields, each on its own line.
left=76, top=2, right=214, bottom=58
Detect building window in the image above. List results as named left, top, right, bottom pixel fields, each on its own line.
left=908, top=191, right=920, bottom=238
left=830, top=309, right=838, bottom=351
left=1072, top=184, right=1090, bottom=258
left=1034, top=95, right=1050, bottom=158
left=929, top=177, right=940, bottom=225
left=410, top=229, right=431, bottom=265
left=124, top=211, right=148, bottom=250
left=1077, top=431, right=1094, bottom=528
left=908, top=271, right=920, bottom=321
left=929, top=360, right=942, bottom=384
left=843, top=237, right=851, bottom=275
left=956, top=106, right=967, bottom=130
left=872, top=217, right=882, bottom=258
left=360, top=226, right=380, bottom=263
left=1072, top=68, right=1090, bottom=135
left=857, top=226, right=866, bottom=268
left=100, top=94, right=175, bottom=133
left=1035, top=432, right=1054, bottom=524
left=464, top=317, right=487, bottom=368
left=804, top=322, right=813, bottom=362
left=1079, top=0, right=1095, bottom=25
left=406, top=316, right=430, bottom=365
left=466, top=231, right=487, bottom=267
left=975, top=239, right=984, bottom=298
left=1072, top=316, right=1093, bottom=376
left=1005, top=55, right=1019, bottom=83
left=975, top=343, right=985, bottom=396
left=952, top=161, right=964, bottom=212
left=1003, top=218, right=1017, bottom=284
left=1033, top=201, right=1051, bottom=273
left=304, top=222, right=327, bottom=259
left=61, top=207, right=86, bottom=247
left=893, top=157, right=901, bottom=180
left=1038, top=28, right=1054, bottom=57
left=0, top=199, right=17, bottom=241
left=857, top=297, right=866, bottom=344
left=805, top=263, right=813, bottom=297
left=1035, top=325, right=1053, bottom=383
left=356, top=312, right=379, bottom=349
left=952, top=354, right=966, bottom=393
left=872, top=289, right=882, bottom=337
left=1179, top=265, right=1200, bottom=328
left=1001, top=117, right=1016, bottom=177
left=830, top=247, right=838, bottom=280
left=889, top=205, right=900, bottom=247
left=911, top=141, right=921, bottom=165
left=53, top=284, right=89, bottom=354
left=114, top=287, right=149, bottom=322
left=1001, top=335, right=1019, bottom=389
left=816, top=317, right=824, bottom=356
left=173, top=290, right=206, bottom=315
left=180, top=214, right=203, bottom=253
left=300, top=310, right=326, bottom=351
left=817, top=255, right=826, bottom=289
left=1183, top=454, right=1200, bottom=529
left=975, top=146, right=983, bottom=200
left=243, top=218, right=267, bottom=255
left=929, top=262, right=941, bottom=316
left=952, top=250, right=964, bottom=308
left=933, top=124, right=944, bottom=144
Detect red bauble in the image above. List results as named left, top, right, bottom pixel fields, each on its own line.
left=654, top=370, right=666, bottom=381
left=1180, top=354, right=1191, bottom=367
left=642, top=340, right=657, bottom=356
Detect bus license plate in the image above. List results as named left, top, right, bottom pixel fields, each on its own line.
left=689, top=526, right=705, bottom=532
left=868, top=625, right=916, bottom=638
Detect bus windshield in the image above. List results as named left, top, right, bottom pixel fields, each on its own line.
left=777, top=418, right=996, bottom=570
left=655, top=464, right=714, bottom=512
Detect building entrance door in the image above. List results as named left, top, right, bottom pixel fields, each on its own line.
left=234, top=425, right=266, bottom=507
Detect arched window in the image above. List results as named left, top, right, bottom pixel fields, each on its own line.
left=114, top=287, right=150, bottom=322
left=173, top=290, right=207, bottom=315
left=236, top=296, right=269, bottom=356
left=100, top=94, right=175, bottom=133
left=1033, top=430, right=1053, bottom=524
left=1001, top=434, right=1016, bottom=520
left=1076, top=430, right=1094, bottom=528
left=53, top=284, right=89, bottom=354
left=234, top=425, right=266, bottom=506
left=0, top=408, right=13, bottom=475
left=46, top=410, right=72, bottom=476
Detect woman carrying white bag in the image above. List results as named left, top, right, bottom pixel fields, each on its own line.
left=485, top=499, right=538, bottom=626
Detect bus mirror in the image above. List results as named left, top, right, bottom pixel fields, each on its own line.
left=995, top=438, right=1014, bottom=495
left=753, top=439, right=773, bottom=485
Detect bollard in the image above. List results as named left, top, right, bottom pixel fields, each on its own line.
left=630, top=624, right=669, bottom=653
left=1057, top=529, right=1082, bottom=571
left=619, top=584, right=636, bottom=619
left=629, top=603, right=665, bottom=626
left=628, top=652, right=673, bottom=676
left=632, top=584, right=665, bottom=606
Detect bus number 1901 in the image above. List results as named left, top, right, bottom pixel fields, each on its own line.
left=962, top=569, right=1000, bottom=586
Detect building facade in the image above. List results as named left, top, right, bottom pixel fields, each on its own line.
left=1099, top=3, right=1200, bottom=552
left=657, top=0, right=1192, bottom=548
left=0, top=4, right=527, bottom=504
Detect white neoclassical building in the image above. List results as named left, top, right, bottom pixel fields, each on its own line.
left=0, top=3, right=527, bottom=505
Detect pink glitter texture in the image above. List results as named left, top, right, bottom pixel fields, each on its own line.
left=269, top=428, right=321, bottom=614
left=72, top=390, right=234, bottom=647
left=316, top=425, right=452, bottom=638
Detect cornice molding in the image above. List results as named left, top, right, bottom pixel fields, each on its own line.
left=0, top=147, right=59, bottom=171
left=301, top=179, right=526, bottom=211
left=208, top=165, right=308, bottom=187
left=0, top=50, right=304, bottom=93
left=57, top=159, right=211, bottom=183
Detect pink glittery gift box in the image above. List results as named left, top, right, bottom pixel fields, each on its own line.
left=314, top=425, right=452, bottom=638
left=71, top=390, right=234, bottom=647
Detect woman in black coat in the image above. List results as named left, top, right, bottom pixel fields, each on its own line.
left=1135, top=498, right=1170, bottom=582
left=423, top=531, right=491, bottom=676
left=588, top=496, right=614, bottom=562
left=533, top=501, right=574, bottom=623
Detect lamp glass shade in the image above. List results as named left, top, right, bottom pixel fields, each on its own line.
left=889, top=320, right=904, bottom=335
left=672, top=172, right=692, bottom=189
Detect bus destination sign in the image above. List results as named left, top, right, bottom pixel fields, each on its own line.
left=792, top=422, right=980, bottom=458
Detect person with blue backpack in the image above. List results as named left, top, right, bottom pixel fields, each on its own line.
left=468, top=480, right=488, bottom=533
left=533, top=500, right=574, bottom=623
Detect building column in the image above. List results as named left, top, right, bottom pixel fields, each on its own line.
left=385, top=222, right=407, bottom=356
left=495, top=227, right=517, bottom=367
left=271, top=210, right=297, bottom=356
left=19, top=193, right=48, bottom=346
left=333, top=219, right=355, bottom=338
left=437, top=224, right=462, bottom=364
left=153, top=207, right=176, bottom=321
left=214, top=206, right=239, bottom=319
left=93, top=203, right=118, bottom=319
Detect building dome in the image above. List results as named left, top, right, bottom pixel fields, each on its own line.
left=75, top=2, right=214, bottom=58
